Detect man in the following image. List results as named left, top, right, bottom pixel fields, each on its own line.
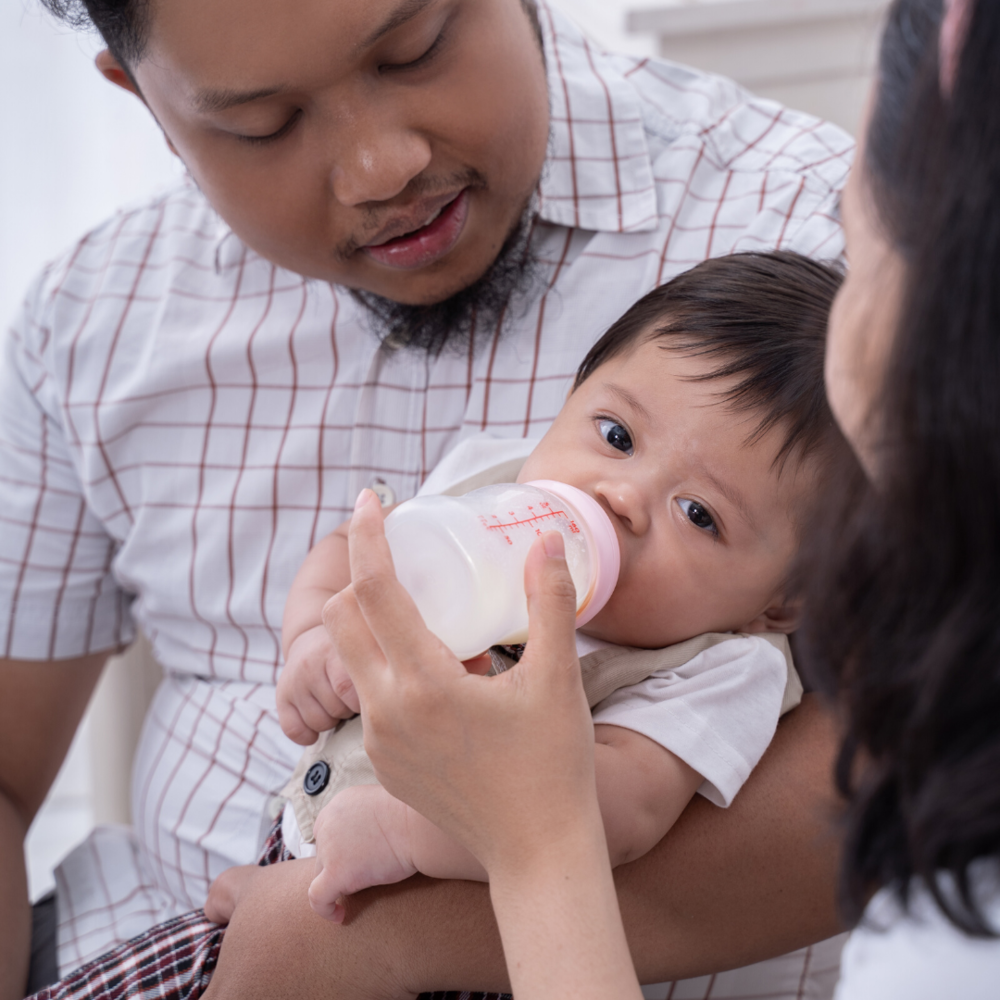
left=0, top=0, right=851, bottom=997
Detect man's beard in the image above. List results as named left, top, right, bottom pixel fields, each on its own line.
left=351, top=206, right=542, bottom=356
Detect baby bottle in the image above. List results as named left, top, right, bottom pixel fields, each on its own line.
left=383, top=480, right=620, bottom=661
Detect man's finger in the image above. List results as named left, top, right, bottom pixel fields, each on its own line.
left=346, top=489, right=463, bottom=677
left=520, top=531, right=581, bottom=682
left=204, top=865, right=259, bottom=925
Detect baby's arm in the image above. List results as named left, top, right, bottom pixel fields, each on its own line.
left=308, top=724, right=701, bottom=920
left=282, top=529, right=352, bottom=658
left=278, top=522, right=357, bottom=744
left=592, top=724, right=702, bottom=864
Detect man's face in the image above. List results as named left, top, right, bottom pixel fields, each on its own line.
left=518, top=338, right=811, bottom=649
left=124, top=0, right=550, bottom=305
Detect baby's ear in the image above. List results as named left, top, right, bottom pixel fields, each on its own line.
left=737, top=596, right=801, bottom=635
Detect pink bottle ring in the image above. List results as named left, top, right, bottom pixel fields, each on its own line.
left=524, top=480, right=621, bottom=628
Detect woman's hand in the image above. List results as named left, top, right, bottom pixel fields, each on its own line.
left=323, top=488, right=594, bottom=873
left=323, top=489, right=643, bottom=1000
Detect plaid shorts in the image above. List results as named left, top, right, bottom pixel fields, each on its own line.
left=28, top=823, right=509, bottom=1000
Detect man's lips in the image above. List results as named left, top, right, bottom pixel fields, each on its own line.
left=361, top=190, right=470, bottom=270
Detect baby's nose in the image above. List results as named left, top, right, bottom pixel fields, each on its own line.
left=596, top=481, right=649, bottom=536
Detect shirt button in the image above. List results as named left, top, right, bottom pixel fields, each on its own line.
left=370, top=479, right=396, bottom=507
left=303, top=761, right=331, bottom=796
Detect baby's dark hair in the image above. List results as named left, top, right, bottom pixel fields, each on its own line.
left=575, top=251, right=844, bottom=469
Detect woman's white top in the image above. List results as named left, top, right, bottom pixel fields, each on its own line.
left=836, top=861, right=1000, bottom=999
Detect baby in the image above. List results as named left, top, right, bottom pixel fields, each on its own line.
left=274, top=250, right=844, bottom=921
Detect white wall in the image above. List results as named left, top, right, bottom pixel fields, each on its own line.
left=554, top=0, right=762, bottom=58
left=630, top=0, right=886, bottom=135
left=1, top=1, right=184, bottom=333
left=550, top=0, right=659, bottom=56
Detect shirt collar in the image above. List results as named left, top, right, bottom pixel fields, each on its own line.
left=535, top=3, right=659, bottom=234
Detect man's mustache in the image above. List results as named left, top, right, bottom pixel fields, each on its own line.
left=335, top=168, right=488, bottom=260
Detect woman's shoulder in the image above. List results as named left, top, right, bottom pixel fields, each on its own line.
left=837, top=860, right=1000, bottom=1000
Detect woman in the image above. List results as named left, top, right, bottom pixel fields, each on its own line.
left=329, top=0, right=1000, bottom=996
left=805, top=0, right=1000, bottom=992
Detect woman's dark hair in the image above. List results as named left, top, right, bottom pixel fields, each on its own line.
left=576, top=251, right=845, bottom=470
left=801, top=0, right=1000, bottom=935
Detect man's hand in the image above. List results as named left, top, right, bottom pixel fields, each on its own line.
left=203, top=861, right=511, bottom=1000
left=0, top=653, right=107, bottom=1000
left=204, top=865, right=260, bottom=926
left=276, top=624, right=361, bottom=745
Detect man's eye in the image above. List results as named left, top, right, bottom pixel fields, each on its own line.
left=677, top=499, right=718, bottom=535
left=381, top=29, right=447, bottom=72
left=236, top=110, right=302, bottom=146
left=598, top=419, right=633, bottom=455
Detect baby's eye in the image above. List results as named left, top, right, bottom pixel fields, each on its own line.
left=677, top=499, right=718, bottom=535
left=598, top=419, right=633, bottom=455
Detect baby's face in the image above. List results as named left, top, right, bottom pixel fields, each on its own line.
left=517, top=337, right=815, bottom=648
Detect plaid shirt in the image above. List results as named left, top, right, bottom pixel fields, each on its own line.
left=1, top=1, right=851, bottom=980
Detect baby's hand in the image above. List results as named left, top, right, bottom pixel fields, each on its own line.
left=308, top=785, right=417, bottom=922
left=277, top=624, right=361, bottom=745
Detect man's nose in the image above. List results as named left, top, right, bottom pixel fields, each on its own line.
left=329, top=121, right=433, bottom=207
left=594, top=480, right=650, bottom=536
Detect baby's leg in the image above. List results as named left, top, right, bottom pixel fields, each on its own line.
left=309, top=785, right=420, bottom=921
left=309, top=785, right=486, bottom=922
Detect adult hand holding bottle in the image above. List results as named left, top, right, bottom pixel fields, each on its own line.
left=323, top=487, right=642, bottom=1000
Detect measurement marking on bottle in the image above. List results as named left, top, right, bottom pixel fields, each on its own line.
left=478, top=504, right=581, bottom=545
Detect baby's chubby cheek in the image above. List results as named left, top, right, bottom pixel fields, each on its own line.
left=514, top=449, right=558, bottom=486
left=580, top=578, right=686, bottom=649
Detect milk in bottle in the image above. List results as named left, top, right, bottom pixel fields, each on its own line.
left=384, top=480, right=620, bottom=660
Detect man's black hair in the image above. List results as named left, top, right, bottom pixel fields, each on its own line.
left=575, top=250, right=845, bottom=469
left=40, top=0, right=542, bottom=69
left=41, top=0, right=147, bottom=68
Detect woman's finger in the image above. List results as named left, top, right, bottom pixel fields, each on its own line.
left=345, top=489, right=463, bottom=678
left=322, top=585, right=387, bottom=704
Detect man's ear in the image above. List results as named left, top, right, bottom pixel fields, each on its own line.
left=95, top=50, right=141, bottom=98
left=737, top=596, right=801, bottom=636
left=95, top=50, right=181, bottom=158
